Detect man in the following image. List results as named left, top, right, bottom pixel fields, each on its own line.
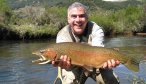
left=52, top=2, right=120, bottom=84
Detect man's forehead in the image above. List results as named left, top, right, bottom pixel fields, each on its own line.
left=72, top=7, right=84, bottom=10
left=69, top=8, right=85, bottom=15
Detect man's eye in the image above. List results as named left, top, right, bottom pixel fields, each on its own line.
left=71, top=15, right=77, bottom=18
left=71, top=14, right=86, bottom=18
left=79, top=14, right=86, bottom=18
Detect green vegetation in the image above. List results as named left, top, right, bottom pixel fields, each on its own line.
left=7, top=6, right=67, bottom=39
left=0, top=0, right=146, bottom=40
left=90, top=5, right=144, bottom=35
left=0, top=0, right=10, bottom=12
left=0, top=0, right=11, bottom=26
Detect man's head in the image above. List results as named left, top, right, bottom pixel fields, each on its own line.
left=67, top=2, right=88, bottom=35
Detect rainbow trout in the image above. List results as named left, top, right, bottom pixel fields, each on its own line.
left=32, top=42, right=146, bottom=72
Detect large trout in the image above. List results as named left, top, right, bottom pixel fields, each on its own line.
left=32, top=42, right=146, bottom=72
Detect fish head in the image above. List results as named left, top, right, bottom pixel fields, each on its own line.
left=32, top=48, right=57, bottom=64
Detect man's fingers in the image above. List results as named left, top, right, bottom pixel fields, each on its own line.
left=67, top=57, right=71, bottom=64
left=60, top=55, right=64, bottom=60
left=52, top=55, right=72, bottom=69
left=111, top=59, right=116, bottom=67
left=66, top=56, right=71, bottom=69
left=107, top=60, right=112, bottom=69
left=63, top=55, right=67, bottom=62
left=58, top=55, right=71, bottom=69
left=52, top=60, right=58, bottom=67
left=102, top=62, right=108, bottom=68
left=116, top=60, right=120, bottom=65
left=102, top=59, right=120, bottom=69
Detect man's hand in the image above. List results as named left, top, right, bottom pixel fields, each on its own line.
left=102, top=59, right=120, bottom=69
left=52, top=55, right=71, bottom=70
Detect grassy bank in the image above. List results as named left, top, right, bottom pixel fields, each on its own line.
left=0, top=0, right=145, bottom=40
left=90, top=5, right=145, bottom=36
left=0, top=6, right=67, bottom=40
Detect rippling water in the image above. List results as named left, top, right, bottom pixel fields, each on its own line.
left=0, top=40, right=57, bottom=84
left=0, top=36, right=146, bottom=84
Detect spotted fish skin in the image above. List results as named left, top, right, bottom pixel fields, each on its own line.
left=32, top=42, right=146, bottom=72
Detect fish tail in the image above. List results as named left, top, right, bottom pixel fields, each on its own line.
left=125, top=57, right=140, bottom=72
left=54, top=67, right=63, bottom=84
left=140, top=55, right=146, bottom=63
left=126, top=55, right=146, bottom=72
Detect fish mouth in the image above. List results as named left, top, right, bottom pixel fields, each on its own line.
left=32, top=52, right=51, bottom=64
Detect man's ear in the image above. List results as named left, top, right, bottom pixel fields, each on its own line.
left=67, top=16, right=71, bottom=24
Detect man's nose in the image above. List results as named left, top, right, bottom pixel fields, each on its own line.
left=75, top=16, right=81, bottom=22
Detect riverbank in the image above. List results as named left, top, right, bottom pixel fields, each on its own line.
left=0, top=0, right=145, bottom=40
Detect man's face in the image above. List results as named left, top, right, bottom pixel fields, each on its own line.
left=68, top=7, right=88, bottom=35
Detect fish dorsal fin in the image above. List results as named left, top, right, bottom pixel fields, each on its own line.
left=113, top=48, right=120, bottom=51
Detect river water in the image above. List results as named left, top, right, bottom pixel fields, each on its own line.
left=0, top=36, right=146, bottom=84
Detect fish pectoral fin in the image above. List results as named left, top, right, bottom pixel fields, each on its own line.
left=83, top=65, right=94, bottom=72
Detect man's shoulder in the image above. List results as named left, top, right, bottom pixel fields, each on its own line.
left=56, top=25, right=73, bottom=43
left=57, top=25, right=70, bottom=35
left=88, top=21, right=103, bottom=32
left=89, top=21, right=101, bottom=28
